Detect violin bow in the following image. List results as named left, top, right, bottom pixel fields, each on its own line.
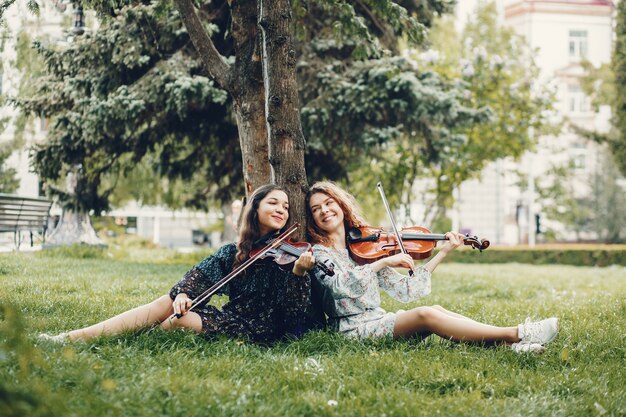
left=166, top=223, right=300, bottom=321
left=376, top=182, right=415, bottom=276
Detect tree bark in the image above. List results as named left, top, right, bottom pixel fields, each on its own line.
left=231, top=0, right=271, bottom=194
left=172, top=0, right=230, bottom=90
left=258, top=0, right=308, bottom=232
left=174, top=0, right=272, bottom=197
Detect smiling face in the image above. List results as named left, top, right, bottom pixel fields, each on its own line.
left=256, top=189, right=290, bottom=236
left=308, top=192, right=345, bottom=235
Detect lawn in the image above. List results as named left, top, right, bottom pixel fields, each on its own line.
left=1, top=250, right=624, bottom=417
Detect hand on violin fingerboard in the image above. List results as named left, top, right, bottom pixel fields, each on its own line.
left=439, top=232, right=465, bottom=254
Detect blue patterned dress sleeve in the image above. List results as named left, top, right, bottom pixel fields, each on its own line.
left=312, top=245, right=376, bottom=299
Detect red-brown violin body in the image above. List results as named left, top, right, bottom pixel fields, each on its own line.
left=347, top=226, right=489, bottom=266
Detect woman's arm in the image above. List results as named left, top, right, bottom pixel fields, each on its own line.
left=422, top=231, right=465, bottom=273
left=377, top=265, right=431, bottom=303
left=169, top=244, right=236, bottom=302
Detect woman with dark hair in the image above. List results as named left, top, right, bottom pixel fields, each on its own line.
left=39, top=184, right=316, bottom=345
left=305, top=181, right=558, bottom=353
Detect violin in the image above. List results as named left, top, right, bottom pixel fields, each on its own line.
left=347, top=226, right=490, bottom=265
left=250, top=238, right=335, bottom=276
left=170, top=223, right=301, bottom=319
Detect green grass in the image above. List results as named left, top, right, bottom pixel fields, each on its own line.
left=1, top=252, right=624, bottom=417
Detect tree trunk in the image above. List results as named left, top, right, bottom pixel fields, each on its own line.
left=44, top=210, right=106, bottom=247
left=230, top=0, right=271, bottom=196
left=232, top=101, right=271, bottom=196
left=259, top=0, right=308, bottom=233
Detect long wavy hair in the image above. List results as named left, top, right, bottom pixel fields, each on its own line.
left=305, top=181, right=367, bottom=247
left=234, top=184, right=290, bottom=268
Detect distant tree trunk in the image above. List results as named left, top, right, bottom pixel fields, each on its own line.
left=44, top=170, right=106, bottom=247
left=45, top=210, right=105, bottom=247
left=259, top=0, right=308, bottom=232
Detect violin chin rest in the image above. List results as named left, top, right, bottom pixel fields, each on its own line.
left=348, top=227, right=363, bottom=241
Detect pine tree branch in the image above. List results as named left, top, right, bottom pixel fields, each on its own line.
left=353, top=0, right=395, bottom=49
left=172, top=0, right=231, bottom=92
left=0, top=0, right=17, bottom=18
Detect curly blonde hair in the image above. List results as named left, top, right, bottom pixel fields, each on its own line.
left=305, top=181, right=367, bottom=247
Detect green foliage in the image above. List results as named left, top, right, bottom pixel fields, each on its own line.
left=37, top=244, right=108, bottom=259
left=587, top=151, right=626, bottom=243
left=19, top=1, right=240, bottom=213
left=396, top=2, right=556, bottom=222
left=18, top=0, right=462, bottom=214
left=0, top=303, right=63, bottom=417
left=0, top=32, right=28, bottom=194
left=610, top=0, right=626, bottom=176
left=535, top=151, right=626, bottom=243
left=580, top=61, right=613, bottom=111
left=0, top=138, right=19, bottom=193
left=535, top=163, right=594, bottom=240
left=322, top=2, right=556, bottom=224
left=1, top=0, right=39, bottom=21
left=11, top=31, right=47, bottom=143
left=443, top=246, right=626, bottom=266
left=303, top=57, right=487, bottom=188
left=1, top=254, right=624, bottom=416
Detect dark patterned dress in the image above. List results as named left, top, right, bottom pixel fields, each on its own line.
left=169, top=243, right=312, bottom=344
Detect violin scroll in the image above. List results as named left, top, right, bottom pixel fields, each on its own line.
left=463, top=235, right=490, bottom=252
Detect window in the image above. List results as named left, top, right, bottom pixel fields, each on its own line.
left=567, top=84, right=591, bottom=113
left=571, top=154, right=586, bottom=170
left=570, top=142, right=587, bottom=170
left=569, top=30, right=588, bottom=59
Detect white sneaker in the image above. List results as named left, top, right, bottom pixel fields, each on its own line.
left=510, top=342, right=545, bottom=354
left=518, top=317, right=558, bottom=344
left=38, top=332, right=70, bottom=343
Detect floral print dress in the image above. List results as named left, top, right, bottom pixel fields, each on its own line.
left=312, top=244, right=432, bottom=339
left=169, top=243, right=311, bottom=344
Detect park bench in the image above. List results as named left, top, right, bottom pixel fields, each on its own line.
left=0, top=193, right=53, bottom=250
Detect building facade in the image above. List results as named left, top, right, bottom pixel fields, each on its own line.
left=447, top=0, right=615, bottom=245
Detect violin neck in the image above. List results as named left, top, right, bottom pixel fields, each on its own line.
left=401, top=233, right=448, bottom=241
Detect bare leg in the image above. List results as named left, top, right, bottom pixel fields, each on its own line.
left=394, top=306, right=519, bottom=343
left=68, top=295, right=202, bottom=341
left=160, top=310, right=202, bottom=332
left=430, top=304, right=480, bottom=322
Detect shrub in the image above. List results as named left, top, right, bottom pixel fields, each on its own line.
left=443, top=246, right=626, bottom=266
left=37, top=244, right=107, bottom=259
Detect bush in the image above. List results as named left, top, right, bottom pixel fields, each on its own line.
left=0, top=304, right=64, bottom=417
left=443, top=246, right=626, bottom=266
left=37, top=244, right=107, bottom=259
